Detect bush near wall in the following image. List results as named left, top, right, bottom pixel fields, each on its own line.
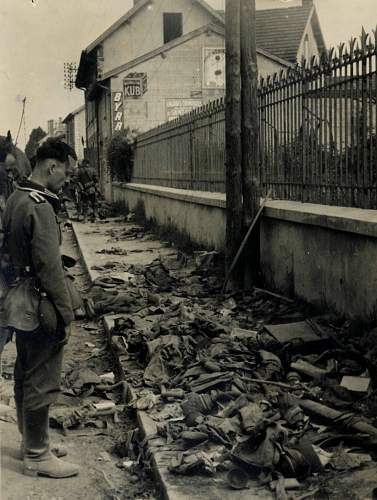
left=107, top=128, right=136, bottom=182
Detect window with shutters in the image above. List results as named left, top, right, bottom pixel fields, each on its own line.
left=163, top=13, right=183, bottom=44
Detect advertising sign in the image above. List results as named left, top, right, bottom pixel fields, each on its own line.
left=166, top=99, right=202, bottom=121
left=124, top=73, right=148, bottom=98
left=112, top=91, right=124, bottom=132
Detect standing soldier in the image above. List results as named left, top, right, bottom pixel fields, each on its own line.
left=0, top=151, right=13, bottom=367
left=77, top=158, right=99, bottom=222
left=2, top=138, right=79, bottom=478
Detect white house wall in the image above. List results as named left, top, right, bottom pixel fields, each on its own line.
left=74, top=108, right=86, bottom=160
left=102, top=0, right=216, bottom=76
left=297, top=17, right=320, bottom=63
left=256, top=0, right=303, bottom=9
left=110, top=32, right=287, bottom=133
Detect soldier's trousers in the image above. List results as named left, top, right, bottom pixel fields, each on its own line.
left=14, top=329, right=64, bottom=411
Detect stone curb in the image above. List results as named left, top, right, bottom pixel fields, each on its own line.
left=69, top=218, right=181, bottom=500
left=69, top=216, right=270, bottom=500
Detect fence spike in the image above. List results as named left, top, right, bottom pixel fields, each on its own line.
left=287, top=66, right=296, bottom=80
left=293, top=62, right=301, bottom=75
left=319, top=51, right=328, bottom=65
left=349, top=36, right=357, bottom=57
left=360, top=26, right=368, bottom=51
left=338, top=42, right=345, bottom=60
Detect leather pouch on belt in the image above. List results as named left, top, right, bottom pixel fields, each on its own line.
left=4, top=278, right=40, bottom=332
left=38, top=293, right=58, bottom=336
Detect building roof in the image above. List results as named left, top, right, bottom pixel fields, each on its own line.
left=85, top=0, right=326, bottom=63
left=101, top=23, right=291, bottom=82
left=85, top=0, right=224, bottom=54
left=62, top=104, right=85, bottom=124
left=216, top=2, right=326, bottom=63
left=78, top=0, right=324, bottom=87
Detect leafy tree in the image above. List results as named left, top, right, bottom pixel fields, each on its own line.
left=25, top=127, right=47, bottom=159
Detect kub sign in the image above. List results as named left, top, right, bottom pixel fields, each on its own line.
left=112, top=92, right=124, bottom=132
left=124, top=73, right=147, bottom=99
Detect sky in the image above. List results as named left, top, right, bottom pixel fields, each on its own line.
left=0, top=0, right=376, bottom=149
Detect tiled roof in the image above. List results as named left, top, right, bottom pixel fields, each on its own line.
left=256, top=4, right=313, bottom=62
left=217, top=3, right=319, bottom=63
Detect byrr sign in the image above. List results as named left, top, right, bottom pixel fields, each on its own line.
left=112, top=92, right=124, bottom=132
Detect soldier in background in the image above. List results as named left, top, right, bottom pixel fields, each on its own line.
left=77, top=158, right=99, bottom=222
left=3, top=138, right=79, bottom=478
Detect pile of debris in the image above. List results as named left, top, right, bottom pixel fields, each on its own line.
left=112, top=304, right=377, bottom=488
left=83, top=236, right=377, bottom=495
left=49, top=365, right=129, bottom=434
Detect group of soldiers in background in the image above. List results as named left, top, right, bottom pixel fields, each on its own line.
left=0, top=135, right=99, bottom=223
left=74, top=159, right=99, bottom=222
left=64, top=158, right=99, bottom=222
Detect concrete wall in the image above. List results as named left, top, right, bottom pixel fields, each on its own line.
left=260, top=201, right=377, bottom=319
left=113, top=183, right=226, bottom=250
left=112, top=183, right=377, bottom=319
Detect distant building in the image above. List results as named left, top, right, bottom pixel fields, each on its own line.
left=76, top=0, right=325, bottom=198
left=47, top=117, right=66, bottom=139
left=62, top=105, right=86, bottom=161
left=38, top=117, right=66, bottom=148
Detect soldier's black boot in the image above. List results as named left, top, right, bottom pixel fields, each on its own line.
left=23, top=406, right=79, bottom=478
left=17, top=399, right=67, bottom=459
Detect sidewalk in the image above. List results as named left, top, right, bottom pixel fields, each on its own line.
left=0, top=225, right=154, bottom=500
left=71, top=218, right=271, bottom=500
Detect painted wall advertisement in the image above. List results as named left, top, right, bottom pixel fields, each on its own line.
left=124, top=73, right=148, bottom=98
left=166, top=99, right=202, bottom=121
left=112, top=91, right=124, bottom=132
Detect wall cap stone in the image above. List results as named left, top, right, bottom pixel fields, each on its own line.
left=113, top=182, right=226, bottom=209
left=113, top=184, right=377, bottom=239
left=264, top=200, right=377, bottom=238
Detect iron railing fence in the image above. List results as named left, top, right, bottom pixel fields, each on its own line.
left=259, top=30, right=377, bottom=208
left=130, top=30, right=377, bottom=207
left=132, top=99, right=226, bottom=192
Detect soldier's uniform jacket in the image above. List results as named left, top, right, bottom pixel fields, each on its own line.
left=77, top=166, right=97, bottom=193
left=2, top=180, right=74, bottom=331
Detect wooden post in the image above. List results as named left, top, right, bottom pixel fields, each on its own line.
left=225, top=0, right=243, bottom=283
left=240, top=0, right=260, bottom=285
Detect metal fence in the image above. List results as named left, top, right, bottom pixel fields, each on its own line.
left=132, top=30, right=377, bottom=207
left=132, top=100, right=226, bottom=192
left=260, top=30, right=377, bottom=208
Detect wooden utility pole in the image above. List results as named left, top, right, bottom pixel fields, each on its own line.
left=225, top=0, right=243, bottom=282
left=240, top=0, right=260, bottom=285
